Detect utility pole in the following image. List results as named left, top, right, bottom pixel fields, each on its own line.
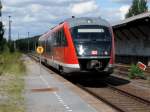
left=35, top=41, right=37, bottom=52
left=28, top=32, right=30, bottom=52
left=14, top=40, right=16, bottom=51
left=18, top=32, right=20, bottom=40
left=8, top=16, right=12, bottom=42
left=16, top=32, right=20, bottom=50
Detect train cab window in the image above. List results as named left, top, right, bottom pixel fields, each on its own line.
left=70, top=25, right=112, bottom=42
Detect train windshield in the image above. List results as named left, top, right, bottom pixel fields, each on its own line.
left=71, top=25, right=112, bottom=42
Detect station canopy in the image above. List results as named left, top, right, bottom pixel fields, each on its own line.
left=112, top=11, right=150, bottom=57
left=112, top=11, right=150, bottom=41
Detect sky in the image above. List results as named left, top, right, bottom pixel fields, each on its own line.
left=1, top=0, right=150, bottom=40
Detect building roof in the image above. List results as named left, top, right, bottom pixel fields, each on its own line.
left=112, top=11, right=150, bottom=27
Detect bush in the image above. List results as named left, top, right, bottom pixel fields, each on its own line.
left=0, top=38, right=7, bottom=52
left=128, top=64, right=146, bottom=79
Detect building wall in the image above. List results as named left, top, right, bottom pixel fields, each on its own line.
left=113, top=16, right=150, bottom=65
left=115, top=37, right=150, bottom=56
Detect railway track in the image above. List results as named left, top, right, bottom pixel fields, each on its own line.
left=115, top=64, right=150, bottom=77
left=78, top=84, right=150, bottom=112
left=29, top=54, right=150, bottom=112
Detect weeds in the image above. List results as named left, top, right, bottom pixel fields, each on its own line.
left=0, top=52, right=26, bottom=75
left=0, top=52, right=26, bottom=112
left=128, top=64, right=146, bottom=79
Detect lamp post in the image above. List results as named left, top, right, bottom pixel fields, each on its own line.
left=28, top=32, right=30, bottom=52
left=18, top=32, right=20, bottom=40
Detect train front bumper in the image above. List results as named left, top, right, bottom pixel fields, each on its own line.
left=103, top=64, right=114, bottom=74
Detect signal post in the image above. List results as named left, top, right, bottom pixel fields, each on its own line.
left=36, top=46, right=44, bottom=75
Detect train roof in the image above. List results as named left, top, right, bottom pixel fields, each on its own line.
left=64, top=17, right=111, bottom=28
left=39, top=31, right=49, bottom=41
left=39, top=17, right=111, bottom=41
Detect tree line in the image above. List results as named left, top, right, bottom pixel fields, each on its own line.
left=16, top=35, right=40, bottom=52
left=126, top=0, right=148, bottom=18
left=0, top=21, right=5, bottom=52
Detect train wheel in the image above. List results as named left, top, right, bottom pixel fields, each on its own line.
left=59, top=66, right=65, bottom=75
left=44, top=59, right=48, bottom=65
left=102, top=72, right=111, bottom=78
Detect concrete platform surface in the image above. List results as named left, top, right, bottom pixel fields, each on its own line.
left=24, top=56, right=98, bottom=112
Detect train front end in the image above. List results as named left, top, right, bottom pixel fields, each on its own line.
left=69, top=18, right=114, bottom=74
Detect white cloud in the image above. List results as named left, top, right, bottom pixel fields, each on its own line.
left=3, top=0, right=148, bottom=39
left=30, top=4, right=42, bottom=13
left=110, top=0, right=132, bottom=4
left=23, top=15, right=36, bottom=22
left=119, top=5, right=130, bottom=19
left=70, top=1, right=98, bottom=15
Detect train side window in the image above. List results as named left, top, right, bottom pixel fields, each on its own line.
left=46, top=35, right=51, bottom=54
left=55, top=31, right=59, bottom=47
left=58, top=31, right=61, bottom=46
left=55, top=31, right=62, bottom=47
left=45, top=39, right=49, bottom=53
left=52, top=29, right=67, bottom=47
left=38, top=41, right=42, bottom=46
left=59, top=30, right=61, bottom=46
left=44, top=40, right=47, bottom=52
left=41, top=41, right=45, bottom=48
left=53, top=32, right=57, bottom=46
left=61, top=29, right=67, bottom=46
left=56, top=32, right=58, bottom=45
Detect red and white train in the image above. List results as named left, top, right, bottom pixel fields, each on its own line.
left=39, top=17, right=115, bottom=75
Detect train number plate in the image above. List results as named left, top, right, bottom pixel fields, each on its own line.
left=91, top=50, right=98, bottom=55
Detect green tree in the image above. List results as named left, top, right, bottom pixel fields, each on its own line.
left=16, top=35, right=40, bottom=52
left=0, top=23, right=5, bottom=52
left=125, top=0, right=148, bottom=18
left=140, top=0, right=148, bottom=12
left=0, top=0, right=5, bottom=52
left=0, top=0, right=2, bottom=16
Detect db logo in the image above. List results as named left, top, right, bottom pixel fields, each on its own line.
left=137, top=62, right=146, bottom=71
left=91, top=50, right=98, bottom=55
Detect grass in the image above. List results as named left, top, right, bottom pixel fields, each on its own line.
left=0, top=52, right=26, bottom=112
left=0, top=52, right=26, bottom=76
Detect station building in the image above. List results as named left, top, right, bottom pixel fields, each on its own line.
left=112, top=12, right=150, bottom=66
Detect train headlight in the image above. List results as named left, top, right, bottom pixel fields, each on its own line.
left=87, top=20, right=91, bottom=24
left=79, top=45, right=85, bottom=55
left=104, top=51, right=108, bottom=55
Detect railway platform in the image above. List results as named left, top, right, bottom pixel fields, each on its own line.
left=23, top=55, right=116, bottom=112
